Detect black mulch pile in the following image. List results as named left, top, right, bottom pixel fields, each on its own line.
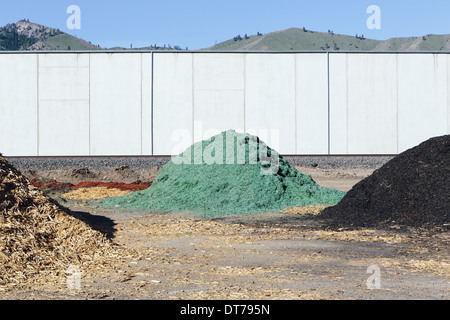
left=320, top=135, right=449, bottom=229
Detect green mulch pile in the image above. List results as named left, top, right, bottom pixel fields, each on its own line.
left=100, top=130, right=345, bottom=218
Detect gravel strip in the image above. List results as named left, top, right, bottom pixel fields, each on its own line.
left=5, top=155, right=393, bottom=172
left=283, top=155, right=394, bottom=169
left=5, top=157, right=172, bottom=172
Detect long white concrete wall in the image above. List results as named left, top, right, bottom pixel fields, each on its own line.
left=329, top=53, right=450, bottom=154
left=0, top=52, right=449, bottom=156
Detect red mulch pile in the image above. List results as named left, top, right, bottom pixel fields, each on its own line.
left=72, top=181, right=151, bottom=191
left=31, top=179, right=151, bottom=192
left=30, top=179, right=72, bottom=189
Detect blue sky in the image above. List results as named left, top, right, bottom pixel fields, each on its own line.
left=1, top=0, right=449, bottom=49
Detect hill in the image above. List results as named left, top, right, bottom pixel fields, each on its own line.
left=2, top=21, right=449, bottom=52
left=0, top=20, right=100, bottom=51
left=0, top=20, right=185, bottom=51
left=205, top=27, right=450, bottom=51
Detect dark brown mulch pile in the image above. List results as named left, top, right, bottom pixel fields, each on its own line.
left=320, top=135, right=450, bottom=229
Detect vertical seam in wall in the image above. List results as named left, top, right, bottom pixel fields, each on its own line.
left=243, top=54, right=246, bottom=133
left=396, top=54, right=399, bottom=154
left=88, top=54, right=91, bottom=156
left=327, top=52, right=330, bottom=155
left=345, top=54, right=349, bottom=154
left=36, top=55, right=40, bottom=156
left=294, top=54, right=298, bottom=154
left=192, top=54, right=195, bottom=143
left=140, top=53, right=143, bottom=155
left=151, top=52, right=154, bottom=155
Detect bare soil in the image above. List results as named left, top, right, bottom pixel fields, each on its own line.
left=2, top=166, right=448, bottom=300
left=22, top=165, right=161, bottom=185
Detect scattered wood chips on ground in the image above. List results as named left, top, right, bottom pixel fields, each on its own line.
left=282, top=205, right=332, bottom=215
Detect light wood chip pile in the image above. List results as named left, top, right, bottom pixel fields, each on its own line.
left=62, top=187, right=133, bottom=200
left=0, top=154, right=118, bottom=289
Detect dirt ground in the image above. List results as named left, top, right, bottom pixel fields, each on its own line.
left=1, top=166, right=448, bottom=300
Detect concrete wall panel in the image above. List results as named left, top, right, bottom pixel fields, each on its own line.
left=38, top=54, right=89, bottom=101
left=329, top=53, right=348, bottom=154
left=295, top=53, right=329, bottom=154
left=38, top=54, right=90, bottom=155
left=193, top=54, right=245, bottom=142
left=89, top=53, right=142, bottom=155
left=346, top=54, right=398, bottom=154
left=244, top=54, right=296, bottom=154
left=153, top=53, right=193, bottom=155
left=38, top=100, right=90, bottom=155
left=0, top=54, right=38, bottom=156
left=398, top=54, right=448, bottom=152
